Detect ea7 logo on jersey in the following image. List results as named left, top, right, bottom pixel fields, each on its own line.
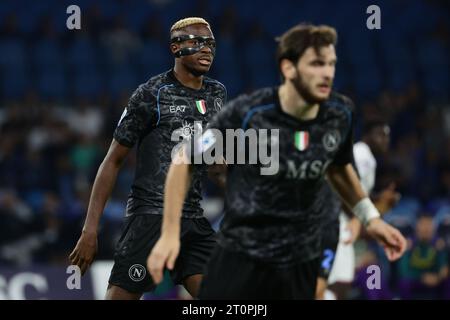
left=286, top=160, right=332, bottom=180
left=170, top=98, right=189, bottom=113
left=170, top=105, right=187, bottom=113
left=322, top=130, right=341, bottom=152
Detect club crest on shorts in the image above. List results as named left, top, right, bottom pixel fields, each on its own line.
left=128, top=264, right=146, bottom=282
left=294, top=131, right=309, bottom=151
left=195, top=99, right=207, bottom=114
left=322, top=130, right=341, bottom=152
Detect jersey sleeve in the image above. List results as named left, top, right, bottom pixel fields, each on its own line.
left=113, top=85, right=157, bottom=148
left=332, top=109, right=355, bottom=166
left=217, top=83, right=228, bottom=111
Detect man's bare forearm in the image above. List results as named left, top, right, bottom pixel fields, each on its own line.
left=82, top=140, right=129, bottom=234
left=162, top=161, right=192, bottom=235
left=327, top=163, right=382, bottom=226
left=326, top=163, right=367, bottom=208
left=83, top=160, right=122, bottom=234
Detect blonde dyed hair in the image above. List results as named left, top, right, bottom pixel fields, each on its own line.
left=170, top=17, right=210, bottom=34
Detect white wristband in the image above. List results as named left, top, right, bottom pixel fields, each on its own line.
left=352, top=197, right=380, bottom=226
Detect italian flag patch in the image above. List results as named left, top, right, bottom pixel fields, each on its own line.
left=195, top=100, right=207, bottom=114
left=295, top=131, right=309, bottom=151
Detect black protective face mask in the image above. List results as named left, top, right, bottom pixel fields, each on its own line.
left=171, top=34, right=216, bottom=58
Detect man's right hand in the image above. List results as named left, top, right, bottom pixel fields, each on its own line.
left=147, top=234, right=180, bottom=285
left=366, top=218, right=407, bottom=261
left=69, top=231, right=98, bottom=275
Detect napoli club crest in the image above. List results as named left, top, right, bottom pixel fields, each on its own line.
left=322, top=130, right=341, bottom=152
left=214, top=97, right=223, bottom=111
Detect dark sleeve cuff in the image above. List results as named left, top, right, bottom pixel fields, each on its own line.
left=113, top=133, right=134, bottom=148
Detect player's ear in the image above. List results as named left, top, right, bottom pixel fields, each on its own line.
left=280, top=59, right=296, bottom=80
left=170, top=43, right=179, bottom=54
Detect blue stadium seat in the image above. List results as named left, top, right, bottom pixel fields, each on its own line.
left=33, top=40, right=65, bottom=72
left=0, top=39, right=27, bottom=70
left=333, top=64, right=351, bottom=92
left=396, top=0, right=440, bottom=39
left=16, top=0, right=54, bottom=35
left=96, top=0, right=122, bottom=20
left=417, top=39, right=449, bottom=70
left=72, top=69, right=103, bottom=99
left=23, top=190, right=45, bottom=213
left=416, top=39, right=449, bottom=99
left=124, top=5, right=154, bottom=33
left=66, top=37, right=98, bottom=70
left=0, top=66, right=28, bottom=99
left=353, top=67, right=382, bottom=99
left=385, top=196, right=422, bottom=223
left=208, top=0, right=230, bottom=18
left=213, top=37, right=243, bottom=98
left=158, top=1, right=195, bottom=31
left=37, top=69, right=67, bottom=100
left=243, top=38, right=277, bottom=89
left=378, top=29, right=416, bottom=91
left=138, top=40, right=171, bottom=76
left=108, top=66, right=138, bottom=98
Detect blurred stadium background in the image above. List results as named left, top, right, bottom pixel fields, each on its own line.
left=0, top=0, right=449, bottom=300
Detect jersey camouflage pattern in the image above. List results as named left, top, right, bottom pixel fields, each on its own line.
left=114, top=70, right=226, bottom=218
left=205, top=87, right=354, bottom=264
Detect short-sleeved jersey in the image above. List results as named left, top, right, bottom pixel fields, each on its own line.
left=203, top=87, right=354, bottom=264
left=114, top=69, right=226, bottom=218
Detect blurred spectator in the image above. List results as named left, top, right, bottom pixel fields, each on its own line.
left=0, top=13, right=20, bottom=39
left=60, top=100, right=104, bottom=139
left=0, top=190, right=34, bottom=265
left=397, top=214, right=449, bottom=299
left=100, top=16, right=142, bottom=67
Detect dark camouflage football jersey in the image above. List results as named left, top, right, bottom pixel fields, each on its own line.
left=204, top=87, right=354, bottom=264
left=317, top=180, right=343, bottom=229
left=113, top=69, right=226, bottom=218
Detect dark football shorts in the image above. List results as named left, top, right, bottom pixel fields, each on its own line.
left=318, top=221, right=339, bottom=280
left=108, top=214, right=216, bottom=294
left=198, top=245, right=320, bottom=299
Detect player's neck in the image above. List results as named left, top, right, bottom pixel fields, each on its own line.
left=278, top=83, right=319, bottom=121
left=173, top=65, right=203, bottom=90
